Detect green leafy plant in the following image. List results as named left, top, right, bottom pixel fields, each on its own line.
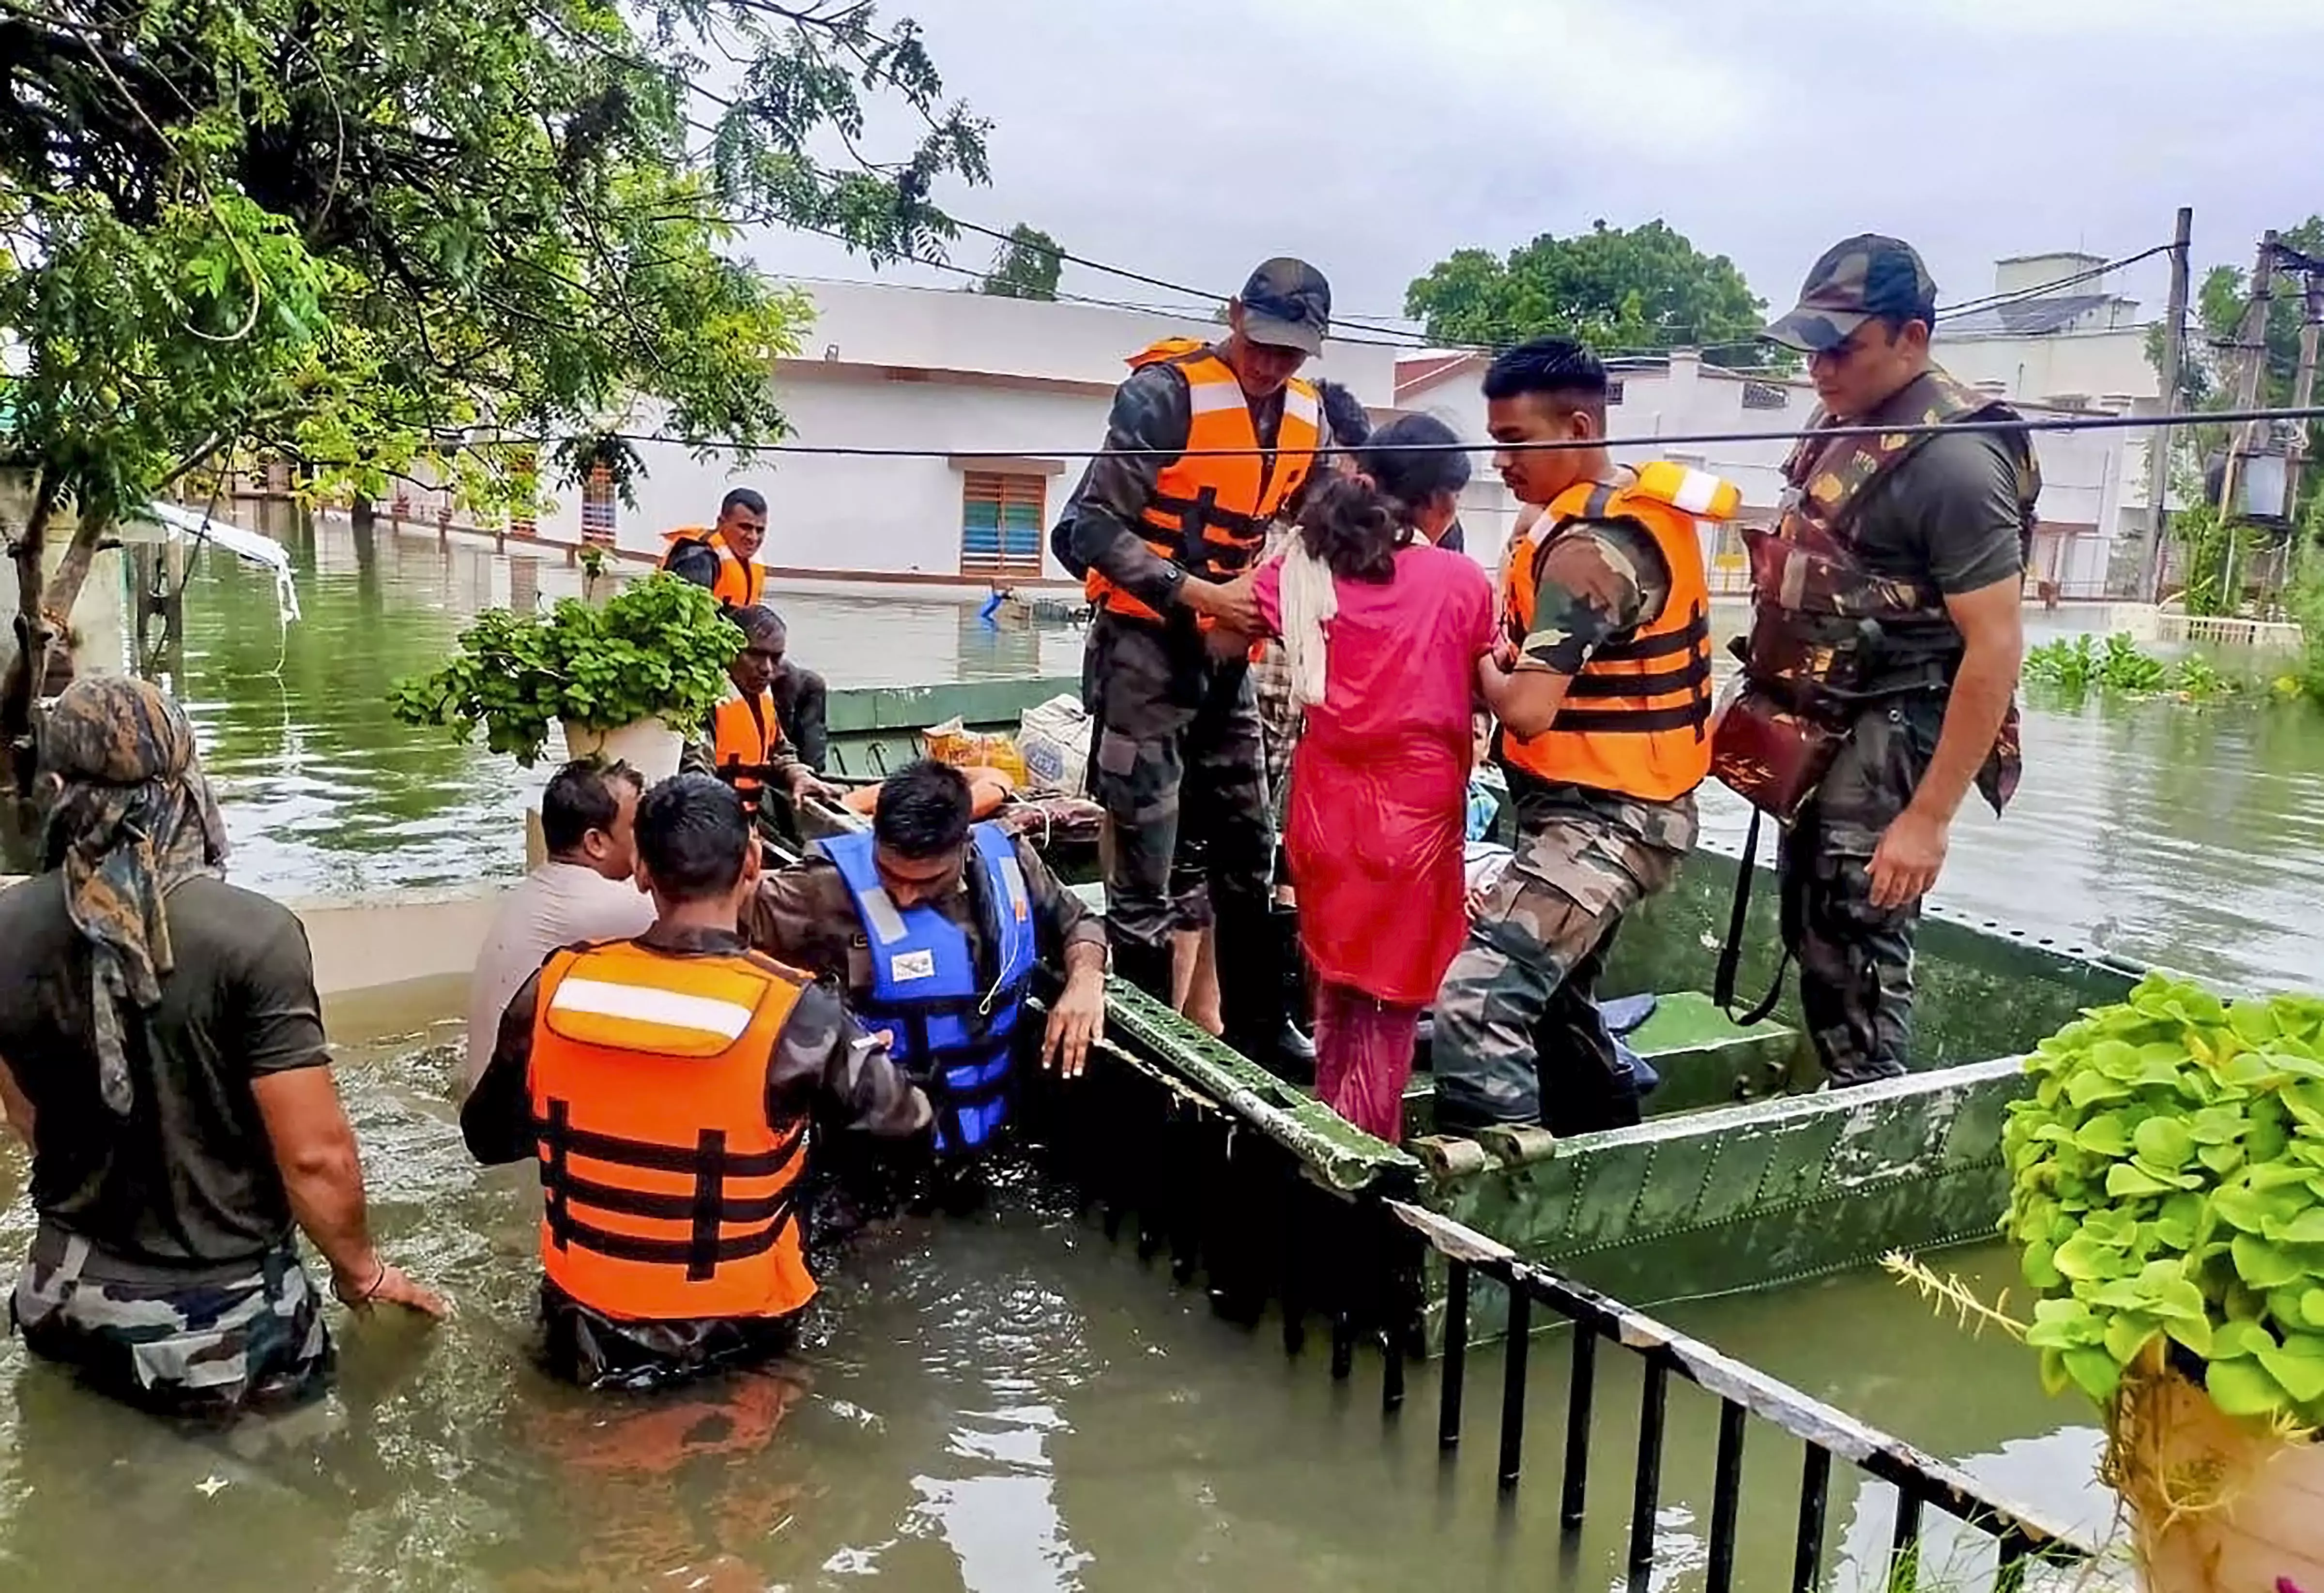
left=2023, top=632, right=2244, bottom=701
left=389, top=574, right=742, bottom=765
left=2000, top=973, right=2324, bottom=1430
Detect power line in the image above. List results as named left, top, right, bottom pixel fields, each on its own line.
left=558, top=402, right=2324, bottom=464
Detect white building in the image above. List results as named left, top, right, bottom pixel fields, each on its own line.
left=1392, top=346, right=2132, bottom=598
left=1932, top=251, right=2164, bottom=588
left=528, top=281, right=1401, bottom=592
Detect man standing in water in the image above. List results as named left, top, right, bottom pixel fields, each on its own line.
left=463, top=774, right=931, bottom=1389
left=1068, top=258, right=1330, bottom=1068
left=1720, top=236, right=2034, bottom=1086
left=1440, top=338, right=1738, bottom=1135
left=660, top=487, right=770, bottom=611
left=0, top=679, right=446, bottom=1416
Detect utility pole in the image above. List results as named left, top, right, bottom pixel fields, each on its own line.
left=2214, top=232, right=2279, bottom=608
left=2284, top=267, right=2323, bottom=527
left=2140, top=206, right=2194, bottom=602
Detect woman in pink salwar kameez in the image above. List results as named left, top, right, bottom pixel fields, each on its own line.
left=1243, top=415, right=1496, bottom=1140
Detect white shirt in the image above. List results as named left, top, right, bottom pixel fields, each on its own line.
left=461, top=861, right=657, bottom=1092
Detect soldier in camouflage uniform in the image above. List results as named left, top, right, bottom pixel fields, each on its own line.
left=1730, top=237, right=2035, bottom=1086
left=0, top=678, right=446, bottom=1416
left=1058, top=259, right=1334, bottom=1067
left=1438, top=339, right=1737, bottom=1134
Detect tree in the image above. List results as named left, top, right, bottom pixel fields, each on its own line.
left=1403, top=220, right=1787, bottom=370
left=0, top=0, right=990, bottom=778
left=975, top=223, right=1062, bottom=301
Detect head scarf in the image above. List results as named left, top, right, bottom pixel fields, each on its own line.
left=37, top=678, right=229, bottom=1114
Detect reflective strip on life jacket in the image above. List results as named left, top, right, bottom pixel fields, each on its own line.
left=814, top=822, right=1038, bottom=1154
left=529, top=940, right=816, bottom=1319
left=659, top=528, right=765, bottom=610
left=1501, top=467, right=1733, bottom=804
left=712, top=689, right=780, bottom=794
left=1085, top=349, right=1322, bottom=622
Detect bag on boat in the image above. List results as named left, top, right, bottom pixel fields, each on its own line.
left=1016, top=695, right=1093, bottom=800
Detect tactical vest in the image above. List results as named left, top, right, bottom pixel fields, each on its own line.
left=815, top=824, right=1038, bottom=1155
left=1500, top=463, right=1735, bottom=804
left=660, top=528, right=765, bottom=610
left=712, top=687, right=781, bottom=795
left=529, top=939, right=815, bottom=1323
left=1732, top=369, right=2037, bottom=810
left=1084, top=347, right=1321, bottom=622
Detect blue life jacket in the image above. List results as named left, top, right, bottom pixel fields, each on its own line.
left=816, top=823, right=1039, bottom=1154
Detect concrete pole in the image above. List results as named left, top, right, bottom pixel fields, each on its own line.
left=2285, top=271, right=2323, bottom=525
left=2140, top=207, right=2193, bottom=602
left=2214, top=233, right=2280, bottom=607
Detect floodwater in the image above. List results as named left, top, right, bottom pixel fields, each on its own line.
left=11, top=510, right=2324, bottom=1588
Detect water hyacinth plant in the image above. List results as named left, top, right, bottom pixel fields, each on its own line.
left=2002, top=974, right=2324, bottom=1429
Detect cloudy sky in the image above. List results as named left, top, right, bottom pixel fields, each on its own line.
left=753, top=0, right=2324, bottom=340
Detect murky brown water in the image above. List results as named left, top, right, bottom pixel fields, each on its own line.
left=14, top=512, right=2317, bottom=1588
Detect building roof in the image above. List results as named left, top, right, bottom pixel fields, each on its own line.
left=1393, top=351, right=1485, bottom=405
left=1941, top=294, right=2119, bottom=338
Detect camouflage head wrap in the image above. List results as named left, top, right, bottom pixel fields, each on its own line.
left=37, top=677, right=229, bottom=1114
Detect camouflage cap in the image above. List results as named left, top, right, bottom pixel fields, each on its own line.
left=1765, top=235, right=1938, bottom=353
left=1238, top=257, right=1331, bottom=356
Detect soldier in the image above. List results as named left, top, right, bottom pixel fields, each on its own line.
left=1718, top=235, right=2034, bottom=1086
left=0, top=678, right=446, bottom=1417
left=1437, top=338, right=1740, bottom=1135
left=1065, top=258, right=1332, bottom=1068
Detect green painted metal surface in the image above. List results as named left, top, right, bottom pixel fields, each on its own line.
left=820, top=676, right=1077, bottom=782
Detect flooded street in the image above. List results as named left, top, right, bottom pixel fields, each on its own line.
left=7, top=512, right=2320, bottom=1588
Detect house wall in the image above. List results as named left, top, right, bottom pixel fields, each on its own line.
left=527, top=281, right=1401, bottom=586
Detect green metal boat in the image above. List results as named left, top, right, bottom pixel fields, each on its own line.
left=811, top=673, right=2140, bottom=1350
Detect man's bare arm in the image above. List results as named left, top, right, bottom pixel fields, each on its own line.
left=254, top=1068, right=449, bottom=1317
left=0, top=1055, right=33, bottom=1144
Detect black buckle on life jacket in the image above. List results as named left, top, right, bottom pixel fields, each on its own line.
left=535, top=1104, right=807, bottom=1280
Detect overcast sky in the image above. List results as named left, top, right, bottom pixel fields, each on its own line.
left=751, top=0, right=2324, bottom=340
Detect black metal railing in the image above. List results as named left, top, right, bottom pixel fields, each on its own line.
left=1318, top=1199, right=2098, bottom=1593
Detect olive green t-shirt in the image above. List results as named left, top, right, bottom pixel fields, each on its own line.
left=1842, top=373, right=2029, bottom=599
left=0, top=873, right=329, bottom=1271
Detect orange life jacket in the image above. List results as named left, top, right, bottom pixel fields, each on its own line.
left=659, top=527, right=765, bottom=610
left=1085, top=347, right=1322, bottom=622
left=529, top=939, right=815, bottom=1323
left=712, top=689, right=781, bottom=794
left=1500, top=462, right=1736, bottom=804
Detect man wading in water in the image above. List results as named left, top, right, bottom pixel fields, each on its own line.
left=0, top=679, right=447, bottom=1417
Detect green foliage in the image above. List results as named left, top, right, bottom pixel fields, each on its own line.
left=1402, top=219, right=1791, bottom=372
left=2022, top=632, right=2240, bottom=700
left=389, top=574, right=742, bottom=765
left=975, top=223, right=1064, bottom=302
left=2183, top=218, right=2324, bottom=523
left=2003, top=974, right=2324, bottom=1429
left=2171, top=502, right=2247, bottom=617
left=2291, top=544, right=2324, bottom=708
left=1, top=0, right=989, bottom=719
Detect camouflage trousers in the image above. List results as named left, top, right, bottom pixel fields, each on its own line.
left=1433, top=810, right=1685, bottom=1131
left=1777, top=696, right=1940, bottom=1087
left=10, top=1224, right=333, bottom=1417
left=1084, top=613, right=1274, bottom=1033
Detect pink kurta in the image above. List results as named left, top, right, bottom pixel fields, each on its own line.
left=1254, top=543, right=1498, bottom=1005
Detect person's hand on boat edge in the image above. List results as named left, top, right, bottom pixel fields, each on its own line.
left=1041, top=963, right=1107, bottom=1079
left=1868, top=805, right=1948, bottom=909
left=785, top=767, right=846, bottom=807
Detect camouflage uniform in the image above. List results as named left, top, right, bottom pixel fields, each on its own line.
left=1433, top=515, right=1694, bottom=1133
left=1756, top=236, right=2037, bottom=1087
left=11, top=1227, right=333, bottom=1416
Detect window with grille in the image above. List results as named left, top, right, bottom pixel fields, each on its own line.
left=1604, top=378, right=1625, bottom=404
left=960, top=471, right=1047, bottom=577
left=1742, top=380, right=1790, bottom=411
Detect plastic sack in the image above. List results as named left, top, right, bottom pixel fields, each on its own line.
left=1015, top=695, right=1093, bottom=799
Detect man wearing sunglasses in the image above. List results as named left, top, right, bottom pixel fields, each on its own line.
left=1719, top=235, right=2037, bottom=1088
